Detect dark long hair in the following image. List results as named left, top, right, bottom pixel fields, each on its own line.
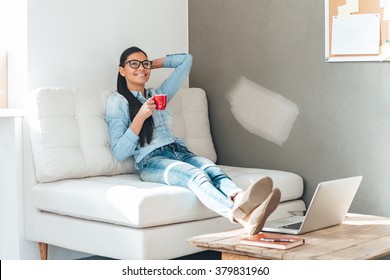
left=117, top=46, right=154, bottom=147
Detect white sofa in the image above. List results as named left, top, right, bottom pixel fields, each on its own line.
left=23, top=87, right=305, bottom=260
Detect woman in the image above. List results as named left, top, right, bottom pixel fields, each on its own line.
left=105, top=46, right=281, bottom=235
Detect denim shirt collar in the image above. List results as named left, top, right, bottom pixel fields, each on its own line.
left=130, top=89, right=152, bottom=102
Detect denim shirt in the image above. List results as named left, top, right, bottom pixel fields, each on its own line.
left=105, top=53, right=192, bottom=164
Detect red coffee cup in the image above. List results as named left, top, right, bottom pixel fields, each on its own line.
left=153, top=94, right=167, bottom=110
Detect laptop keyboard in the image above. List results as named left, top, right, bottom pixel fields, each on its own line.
left=281, top=222, right=302, bottom=230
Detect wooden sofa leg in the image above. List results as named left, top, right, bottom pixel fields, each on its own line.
left=38, top=242, right=48, bottom=260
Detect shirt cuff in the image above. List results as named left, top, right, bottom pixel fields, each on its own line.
left=163, top=53, right=187, bottom=68
left=124, top=127, right=140, bottom=144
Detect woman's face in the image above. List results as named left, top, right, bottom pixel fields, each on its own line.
left=119, top=51, right=151, bottom=91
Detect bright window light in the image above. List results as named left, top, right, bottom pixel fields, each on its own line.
left=0, top=0, right=27, bottom=108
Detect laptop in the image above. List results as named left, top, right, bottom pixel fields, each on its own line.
left=262, top=176, right=363, bottom=235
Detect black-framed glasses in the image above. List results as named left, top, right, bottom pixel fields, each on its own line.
left=123, top=60, right=153, bottom=69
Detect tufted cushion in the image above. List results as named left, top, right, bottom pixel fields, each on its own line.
left=28, top=88, right=135, bottom=182
left=28, top=87, right=217, bottom=183
left=170, top=88, right=217, bottom=162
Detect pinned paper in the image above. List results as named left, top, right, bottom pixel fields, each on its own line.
left=338, top=4, right=351, bottom=19
left=346, top=0, right=359, bottom=13
left=379, top=42, right=390, bottom=60
left=381, top=0, right=390, bottom=20
left=332, top=14, right=381, bottom=55
left=385, top=4, right=390, bottom=21
left=338, top=0, right=359, bottom=19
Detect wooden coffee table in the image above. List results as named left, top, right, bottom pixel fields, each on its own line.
left=188, top=214, right=390, bottom=260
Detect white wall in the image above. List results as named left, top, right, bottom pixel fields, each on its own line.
left=189, top=0, right=390, bottom=218
left=28, top=0, right=188, bottom=92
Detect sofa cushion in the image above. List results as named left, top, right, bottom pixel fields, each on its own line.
left=32, top=168, right=303, bottom=228
left=219, top=165, right=303, bottom=202
left=28, top=88, right=135, bottom=183
left=170, top=88, right=217, bottom=162
left=28, top=87, right=217, bottom=183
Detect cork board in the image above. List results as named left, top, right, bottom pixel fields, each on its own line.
left=325, top=0, right=389, bottom=62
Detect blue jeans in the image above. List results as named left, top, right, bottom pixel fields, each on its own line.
left=135, top=143, right=243, bottom=221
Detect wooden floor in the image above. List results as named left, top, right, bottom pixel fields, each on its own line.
left=174, top=250, right=221, bottom=260
left=80, top=250, right=221, bottom=260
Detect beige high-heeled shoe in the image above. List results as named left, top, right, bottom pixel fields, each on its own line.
left=232, top=177, right=273, bottom=220
left=235, top=188, right=281, bottom=235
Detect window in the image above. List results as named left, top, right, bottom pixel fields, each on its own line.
left=0, top=0, right=27, bottom=108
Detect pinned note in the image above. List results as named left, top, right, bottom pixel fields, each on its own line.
left=379, top=41, right=390, bottom=60
left=380, top=0, right=390, bottom=20
left=338, top=0, right=359, bottom=19
left=338, top=5, right=351, bottom=19
left=332, top=14, right=380, bottom=55
left=346, top=0, right=359, bottom=13
left=385, top=9, right=390, bottom=21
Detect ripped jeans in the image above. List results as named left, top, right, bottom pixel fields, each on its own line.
left=135, top=143, right=243, bottom=221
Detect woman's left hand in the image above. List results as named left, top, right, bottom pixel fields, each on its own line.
left=137, top=97, right=156, bottom=120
